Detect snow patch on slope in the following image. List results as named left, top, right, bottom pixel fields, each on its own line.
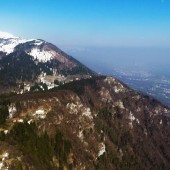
left=0, top=32, right=63, bottom=63
left=0, top=31, right=18, bottom=39
left=78, top=130, right=84, bottom=141
left=0, top=32, right=44, bottom=56
left=128, top=112, right=140, bottom=128
left=32, top=109, right=47, bottom=119
left=0, top=38, right=36, bottom=54
left=27, top=47, right=55, bottom=62
left=104, top=77, right=116, bottom=84
left=98, top=143, right=106, bottom=157
left=8, top=104, right=17, bottom=118
left=115, top=100, right=125, bottom=109
left=0, top=151, right=9, bottom=169
left=99, top=87, right=112, bottom=103
left=82, top=108, right=93, bottom=120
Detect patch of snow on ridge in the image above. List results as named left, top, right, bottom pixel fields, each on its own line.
left=33, top=109, right=46, bottom=119
left=128, top=112, right=140, bottom=128
left=33, top=40, right=43, bottom=46
left=0, top=37, right=36, bottom=54
left=8, top=104, right=17, bottom=118
left=78, top=130, right=84, bottom=141
left=82, top=108, right=93, bottom=120
left=0, top=32, right=56, bottom=62
left=0, top=31, right=18, bottom=39
left=99, top=87, right=112, bottom=103
left=104, top=77, right=116, bottom=84
left=0, top=32, right=43, bottom=55
left=0, top=152, right=9, bottom=169
left=27, top=47, right=56, bottom=62
left=115, top=100, right=125, bottom=109
left=114, top=86, right=122, bottom=93
left=98, top=143, right=106, bottom=157
left=129, top=112, right=135, bottom=122
left=66, top=103, right=78, bottom=114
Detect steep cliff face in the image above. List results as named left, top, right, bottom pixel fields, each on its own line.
left=0, top=76, right=169, bottom=170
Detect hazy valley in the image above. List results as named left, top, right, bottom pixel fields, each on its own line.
left=69, top=47, right=170, bottom=107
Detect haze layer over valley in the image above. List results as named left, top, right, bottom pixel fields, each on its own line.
left=68, top=46, right=170, bottom=106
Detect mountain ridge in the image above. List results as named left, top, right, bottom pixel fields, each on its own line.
left=0, top=32, right=170, bottom=170
left=0, top=32, right=96, bottom=94
left=0, top=76, right=170, bottom=169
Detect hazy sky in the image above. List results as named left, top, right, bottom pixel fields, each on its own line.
left=0, top=0, right=170, bottom=48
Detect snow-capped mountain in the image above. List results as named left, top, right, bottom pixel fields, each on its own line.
left=0, top=32, right=95, bottom=93
left=0, top=31, right=35, bottom=55
left=0, top=32, right=66, bottom=63
left=0, top=31, right=83, bottom=64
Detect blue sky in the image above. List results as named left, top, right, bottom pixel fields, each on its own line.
left=0, top=0, right=170, bottom=47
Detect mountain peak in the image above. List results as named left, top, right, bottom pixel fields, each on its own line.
left=0, top=32, right=95, bottom=92
left=0, top=31, right=18, bottom=39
